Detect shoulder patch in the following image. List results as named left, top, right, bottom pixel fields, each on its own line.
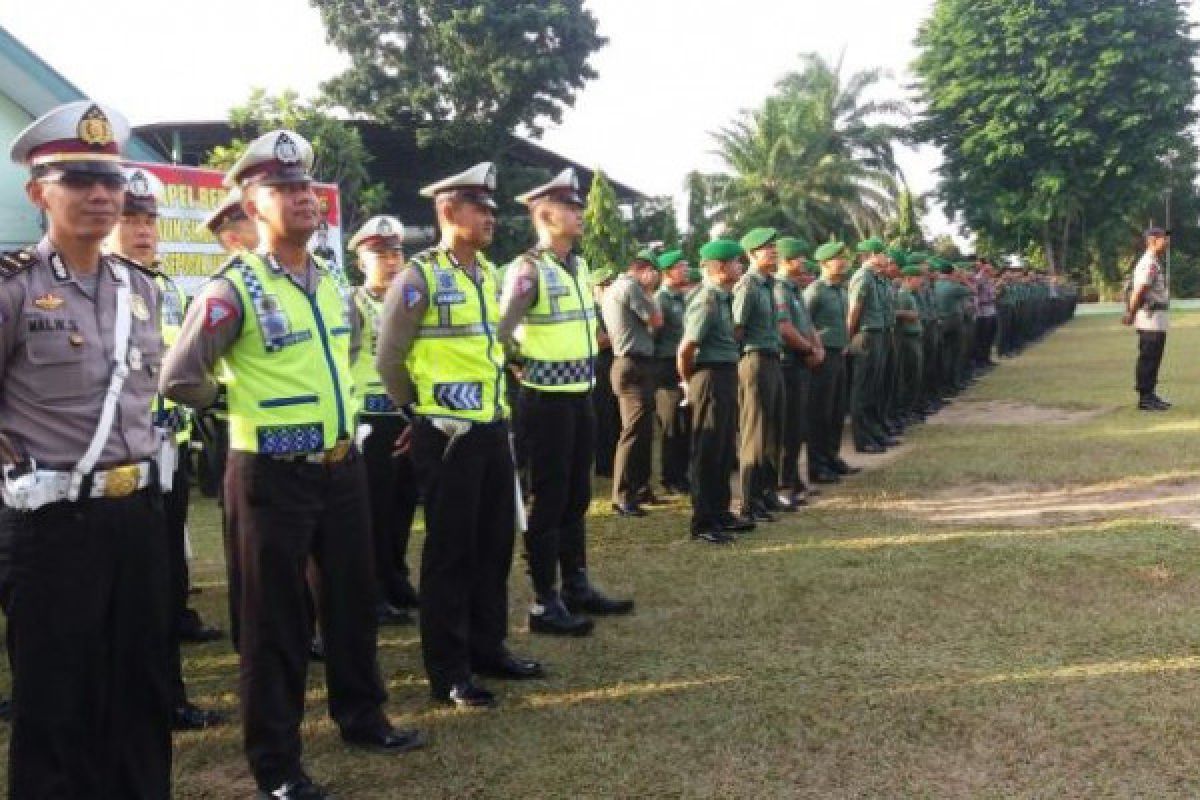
left=0, top=248, right=35, bottom=279
left=107, top=252, right=158, bottom=279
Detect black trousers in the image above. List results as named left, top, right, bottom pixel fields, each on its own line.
left=164, top=446, right=191, bottom=708
left=807, top=349, right=847, bottom=475
left=3, top=491, right=172, bottom=799
left=611, top=355, right=656, bottom=507
left=1136, top=330, right=1168, bottom=396
left=975, top=315, right=998, bottom=363
left=410, top=419, right=516, bottom=694
left=654, top=358, right=691, bottom=489
left=940, top=327, right=962, bottom=394
left=520, top=390, right=595, bottom=597
left=361, top=414, right=419, bottom=608
left=779, top=362, right=811, bottom=491
left=592, top=348, right=619, bottom=477
left=688, top=364, right=737, bottom=532
left=225, top=451, right=387, bottom=790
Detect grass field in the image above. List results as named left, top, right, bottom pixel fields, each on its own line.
left=15, top=311, right=1200, bottom=798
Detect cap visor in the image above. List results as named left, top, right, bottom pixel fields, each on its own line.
left=41, top=160, right=126, bottom=177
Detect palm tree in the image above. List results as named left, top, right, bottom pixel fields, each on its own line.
left=709, top=52, right=907, bottom=242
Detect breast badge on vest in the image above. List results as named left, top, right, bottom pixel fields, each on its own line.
left=433, top=271, right=466, bottom=305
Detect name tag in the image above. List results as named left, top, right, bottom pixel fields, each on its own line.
left=434, top=291, right=466, bottom=305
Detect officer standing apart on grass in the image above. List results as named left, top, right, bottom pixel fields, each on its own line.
left=653, top=248, right=693, bottom=496
left=805, top=241, right=859, bottom=485
left=376, top=162, right=544, bottom=709
left=348, top=215, right=421, bottom=624
left=678, top=239, right=753, bottom=543
left=601, top=248, right=664, bottom=516
left=1123, top=226, right=1172, bottom=412
left=161, top=129, right=424, bottom=800
left=734, top=227, right=794, bottom=521
left=499, top=167, right=633, bottom=639
left=104, top=166, right=227, bottom=734
left=0, top=101, right=172, bottom=798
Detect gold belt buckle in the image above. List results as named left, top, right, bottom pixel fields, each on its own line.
left=324, top=440, right=351, bottom=464
left=104, top=464, right=141, bottom=498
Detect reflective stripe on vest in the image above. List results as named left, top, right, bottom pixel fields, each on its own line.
left=513, top=251, right=596, bottom=392
left=407, top=250, right=507, bottom=423
left=220, top=253, right=355, bottom=454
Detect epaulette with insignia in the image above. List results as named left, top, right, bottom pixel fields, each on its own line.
left=215, top=254, right=248, bottom=277
left=0, top=248, right=35, bottom=279
left=408, top=247, right=438, bottom=268
left=107, top=252, right=158, bottom=279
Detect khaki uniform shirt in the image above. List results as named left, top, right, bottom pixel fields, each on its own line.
left=600, top=274, right=657, bottom=357
left=0, top=238, right=163, bottom=467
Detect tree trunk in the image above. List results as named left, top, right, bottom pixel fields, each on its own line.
left=1042, top=222, right=1057, bottom=274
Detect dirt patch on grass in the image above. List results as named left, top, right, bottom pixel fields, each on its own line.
left=926, top=400, right=1110, bottom=426
left=894, top=474, right=1200, bottom=529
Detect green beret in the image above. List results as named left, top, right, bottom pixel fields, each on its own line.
left=589, top=266, right=615, bottom=285
left=739, top=227, right=778, bottom=253
left=656, top=249, right=684, bottom=270
left=855, top=237, right=886, bottom=254
left=687, top=267, right=703, bottom=284
left=776, top=237, right=809, bottom=260
left=887, top=247, right=908, bottom=264
left=634, top=247, right=658, bottom=264
left=901, top=265, right=923, bottom=277
left=699, top=238, right=744, bottom=262
left=813, top=241, right=847, bottom=262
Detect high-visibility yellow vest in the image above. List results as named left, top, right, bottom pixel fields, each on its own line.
left=511, top=249, right=597, bottom=392
left=406, top=249, right=507, bottom=423
left=350, top=285, right=399, bottom=415
left=154, top=271, right=191, bottom=444
left=219, top=252, right=356, bottom=454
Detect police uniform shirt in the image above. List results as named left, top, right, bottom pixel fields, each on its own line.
left=159, top=254, right=360, bottom=410
left=1133, top=249, right=1169, bottom=332
left=0, top=238, right=163, bottom=466
left=732, top=269, right=782, bottom=353
left=599, top=273, right=656, bottom=357
left=653, top=285, right=687, bottom=359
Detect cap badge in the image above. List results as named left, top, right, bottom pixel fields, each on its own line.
left=484, top=164, right=497, bottom=191
left=77, top=105, right=115, bottom=148
left=274, top=133, right=300, bottom=165
left=33, top=293, right=64, bottom=311
left=129, top=170, right=150, bottom=197
left=378, top=218, right=394, bottom=236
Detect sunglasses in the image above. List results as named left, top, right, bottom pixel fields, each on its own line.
left=40, top=173, right=127, bottom=191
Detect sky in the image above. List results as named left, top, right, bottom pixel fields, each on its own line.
left=0, top=0, right=1124, bottom=241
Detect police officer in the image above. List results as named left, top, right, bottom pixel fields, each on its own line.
left=734, top=227, right=791, bottom=521
left=499, top=168, right=633, bottom=637
left=0, top=101, right=172, bottom=797
left=105, top=166, right=227, bottom=732
left=1123, top=227, right=1172, bottom=411
left=601, top=248, right=663, bottom=516
left=775, top=237, right=823, bottom=506
left=375, top=162, right=543, bottom=708
left=846, top=238, right=892, bottom=454
left=805, top=241, right=857, bottom=483
left=678, top=240, right=749, bottom=543
left=161, top=129, right=424, bottom=800
left=205, top=186, right=260, bottom=254
left=347, top=215, right=421, bottom=623
left=653, top=248, right=692, bottom=495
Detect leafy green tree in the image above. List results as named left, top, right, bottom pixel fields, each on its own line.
left=930, top=234, right=963, bottom=261
left=682, top=170, right=713, bottom=262
left=886, top=188, right=928, bottom=251
left=913, top=0, right=1198, bottom=274
left=311, top=0, right=606, bottom=150
left=206, top=88, right=388, bottom=245
left=628, top=196, right=679, bottom=249
left=709, top=53, right=905, bottom=242
left=581, top=170, right=632, bottom=272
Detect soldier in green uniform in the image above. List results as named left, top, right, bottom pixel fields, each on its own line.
left=774, top=237, right=823, bottom=506
left=653, top=249, right=692, bottom=495
left=846, top=238, right=892, bottom=453
left=894, top=266, right=925, bottom=423
left=804, top=241, right=857, bottom=483
left=733, top=227, right=792, bottom=521
left=933, top=259, right=972, bottom=398
left=678, top=240, right=751, bottom=543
